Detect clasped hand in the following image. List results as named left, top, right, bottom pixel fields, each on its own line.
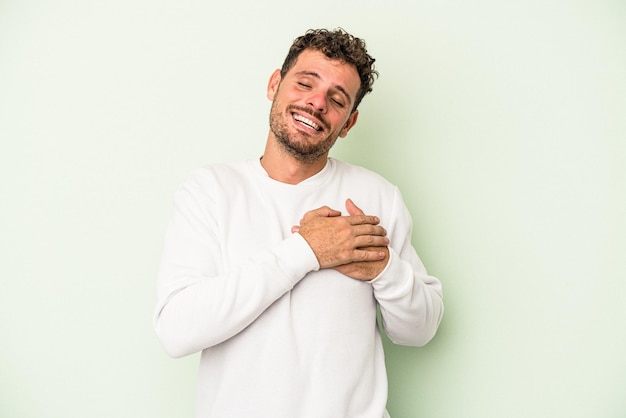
left=292, top=199, right=390, bottom=281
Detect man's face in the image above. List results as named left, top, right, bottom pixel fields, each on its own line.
left=267, top=49, right=361, bottom=163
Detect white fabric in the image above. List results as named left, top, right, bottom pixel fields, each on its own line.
left=154, top=157, right=444, bottom=418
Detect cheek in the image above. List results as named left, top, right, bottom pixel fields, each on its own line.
left=336, top=115, right=351, bottom=130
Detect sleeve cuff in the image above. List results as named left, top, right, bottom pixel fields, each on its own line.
left=272, top=233, right=320, bottom=285
left=369, top=248, right=410, bottom=295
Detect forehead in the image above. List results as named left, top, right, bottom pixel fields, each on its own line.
left=288, top=49, right=361, bottom=98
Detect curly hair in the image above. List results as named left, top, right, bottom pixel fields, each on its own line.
left=280, top=28, right=378, bottom=111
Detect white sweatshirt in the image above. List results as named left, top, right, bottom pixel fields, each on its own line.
left=154, top=158, right=444, bottom=418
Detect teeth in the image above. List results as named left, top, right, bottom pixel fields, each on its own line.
left=294, top=114, right=320, bottom=131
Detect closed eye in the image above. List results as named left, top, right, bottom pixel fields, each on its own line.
left=331, top=98, right=345, bottom=108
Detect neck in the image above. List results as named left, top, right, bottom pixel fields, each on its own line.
left=260, top=135, right=328, bottom=184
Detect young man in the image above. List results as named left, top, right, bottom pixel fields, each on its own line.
left=154, top=28, right=444, bottom=418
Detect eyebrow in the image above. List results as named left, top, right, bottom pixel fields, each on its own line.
left=294, top=70, right=354, bottom=105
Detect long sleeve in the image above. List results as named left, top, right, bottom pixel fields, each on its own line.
left=153, top=170, right=319, bottom=358
left=370, top=187, right=444, bottom=346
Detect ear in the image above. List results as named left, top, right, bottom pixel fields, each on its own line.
left=267, top=69, right=282, bottom=101
left=339, top=110, right=359, bottom=138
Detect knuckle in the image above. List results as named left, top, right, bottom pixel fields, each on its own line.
left=338, top=248, right=351, bottom=260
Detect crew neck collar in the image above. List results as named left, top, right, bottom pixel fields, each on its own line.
left=252, top=157, right=335, bottom=188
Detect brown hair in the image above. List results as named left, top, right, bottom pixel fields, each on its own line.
left=280, top=28, right=378, bottom=111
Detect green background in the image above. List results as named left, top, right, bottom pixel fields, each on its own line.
left=1, top=0, right=625, bottom=416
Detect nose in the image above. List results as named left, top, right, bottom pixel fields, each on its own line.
left=306, top=91, right=327, bottom=113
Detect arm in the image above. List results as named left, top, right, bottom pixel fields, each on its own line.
left=370, top=189, right=444, bottom=346
left=153, top=173, right=318, bottom=358
left=299, top=196, right=444, bottom=347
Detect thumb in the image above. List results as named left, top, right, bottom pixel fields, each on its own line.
left=345, top=198, right=365, bottom=216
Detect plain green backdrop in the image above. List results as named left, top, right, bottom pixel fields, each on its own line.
left=1, top=0, right=625, bottom=417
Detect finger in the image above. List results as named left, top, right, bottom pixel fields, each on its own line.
left=347, top=214, right=380, bottom=226
left=291, top=225, right=300, bottom=233
left=352, top=224, right=387, bottom=237
left=302, top=206, right=342, bottom=221
left=345, top=198, right=365, bottom=216
left=354, top=234, right=390, bottom=248
left=352, top=247, right=387, bottom=262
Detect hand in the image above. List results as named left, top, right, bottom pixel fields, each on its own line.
left=333, top=199, right=390, bottom=281
left=294, top=200, right=389, bottom=270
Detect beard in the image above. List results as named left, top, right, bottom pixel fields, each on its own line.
left=269, top=102, right=338, bottom=165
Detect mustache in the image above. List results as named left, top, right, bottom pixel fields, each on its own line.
left=287, top=105, right=329, bottom=130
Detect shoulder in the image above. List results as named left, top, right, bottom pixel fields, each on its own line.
left=184, top=159, right=252, bottom=186
left=175, top=159, right=255, bottom=201
left=330, top=158, right=397, bottom=189
left=329, top=158, right=405, bottom=215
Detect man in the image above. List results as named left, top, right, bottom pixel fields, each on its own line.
left=154, top=28, right=444, bottom=418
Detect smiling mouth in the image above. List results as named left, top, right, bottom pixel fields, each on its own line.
left=293, top=113, right=322, bottom=132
